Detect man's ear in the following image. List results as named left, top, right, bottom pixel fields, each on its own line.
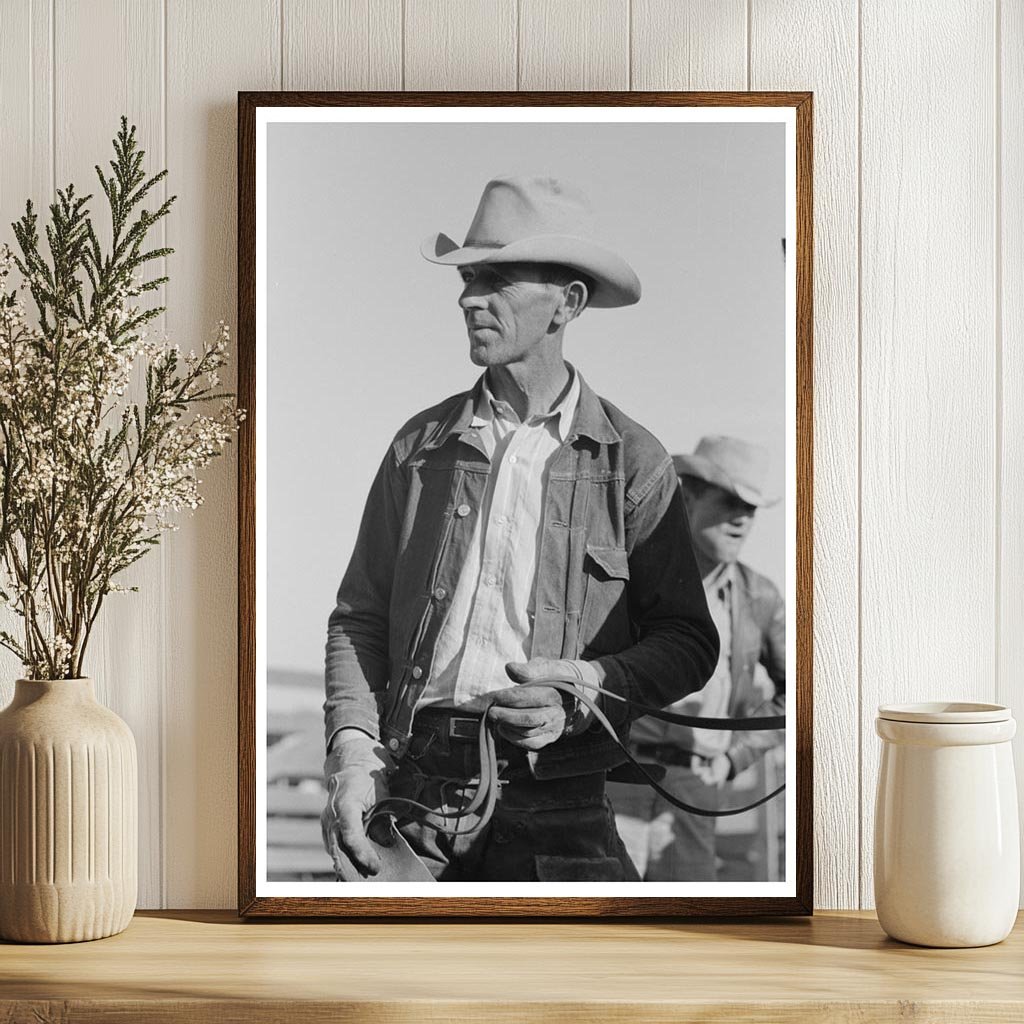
left=551, top=279, right=588, bottom=326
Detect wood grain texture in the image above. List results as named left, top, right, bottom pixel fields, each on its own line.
left=794, top=90, right=816, bottom=926
left=163, top=0, right=279, bottom=908
left=237, top=89, right=809, bottom=108
left=859, top=1, right=998, bottom=908
left=750, top=0, right=859, bottom=911
left=0, top=0, right=52, bottom=703
left=519, top=0, right=629, bottom=90
left=236, top=92, right=257, bottom=916
left=631, top=0, right=746, bottom=90
left=3, top=1004, right=1023, bottom=1024
left=1000, top=0, right=1024, bottom=902
left=404, top=0, right=516, bottom=90
left=283, top=0, right=402, bottom=90
left=1, top=910, right=1024, bottom=1022
left=50, top=0, right=166, bottom=911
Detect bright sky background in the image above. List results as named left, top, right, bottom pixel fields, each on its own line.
left=266, top=119, right=786, bottom=675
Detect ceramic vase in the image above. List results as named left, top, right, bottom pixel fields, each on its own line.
left=0, top=677, right=137, bottom=942
left=874, top=701, right=1019, bottom=947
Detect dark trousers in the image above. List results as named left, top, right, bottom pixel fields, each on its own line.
left=391, top=708, right=640, bottom=882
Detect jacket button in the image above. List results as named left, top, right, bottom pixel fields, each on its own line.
left=388, top=738, right=400, bottom=751
left=433, top=586, right=447, bottom=600
left=411, top=666, right=423, bottom=679
left=456, top=503, right=471, bottom=517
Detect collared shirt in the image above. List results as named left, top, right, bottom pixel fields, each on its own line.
left=324, top=366, right=719, bottom=774
left=419, top=365, right=582, bottom=710
left=688, top=561, right=734, bottom=757
left=628, top=559, right=735, bottom=753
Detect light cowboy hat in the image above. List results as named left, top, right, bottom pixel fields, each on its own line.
left=420, top=175, right=642, bottom=308
left=673, top=436, right=780, bottom=508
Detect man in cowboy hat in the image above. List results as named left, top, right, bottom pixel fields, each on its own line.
left=321, top=175, right=719, bottom=882
left=608, top=435, right=786, bottom=881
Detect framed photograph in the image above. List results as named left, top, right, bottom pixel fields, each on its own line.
left=238, top=91, right=812, bottom=916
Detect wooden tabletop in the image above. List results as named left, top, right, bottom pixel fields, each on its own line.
left=1, top=909, right=1022, bottom=1022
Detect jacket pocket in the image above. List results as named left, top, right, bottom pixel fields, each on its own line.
left=534, top=854, right=626, bottom=882
left=580, top=544, right=632, bottom=656
left=585, top=545, right=630, bottom=581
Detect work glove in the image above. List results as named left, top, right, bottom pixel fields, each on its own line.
left=487, top=657, right=601, bottom=750
left=320, top=728, right=394, bottom=877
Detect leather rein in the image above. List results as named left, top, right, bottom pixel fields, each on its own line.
left=366, top=677, right=786, bottom=838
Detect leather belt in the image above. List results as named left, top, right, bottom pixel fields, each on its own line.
left=447, top=716, right=481, bottom=741
left=411, top=706, right=485, bottom=742
left=633, top=743, right=701, bottom=766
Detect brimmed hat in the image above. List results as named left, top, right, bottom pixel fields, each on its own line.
left=673, top=436, right=780, bottom=508
left=420, top=175, right=641, bottom=308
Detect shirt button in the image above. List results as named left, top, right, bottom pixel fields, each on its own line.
left=456, top=503, right=471, bottom=517
left=388, top=738, right=400, bottom=751
left=498, top=515, right=508, bottom=525
left=487, top=574, right=498, bottom=586
left=433, top=586, right=446, bottom=600
left=411, top=666, right=423, bottom=679
left=509, top=455, right=518, bottom=464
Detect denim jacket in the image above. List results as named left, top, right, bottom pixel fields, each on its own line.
left=722, top=563, right=786, bottom=776
left=324, top=369, right=719, bottom=779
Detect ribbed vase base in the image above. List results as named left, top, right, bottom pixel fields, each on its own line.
left=0, top=880, right=135, bottom=943
left=0, top=678, right=138, bottom=945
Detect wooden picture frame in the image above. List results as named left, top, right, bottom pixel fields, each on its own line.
left=238, top=91, right=813, bottom=917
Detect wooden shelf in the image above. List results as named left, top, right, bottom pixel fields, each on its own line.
left=2, top=909, right=1022, bottom=1022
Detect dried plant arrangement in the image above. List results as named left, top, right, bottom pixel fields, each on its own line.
left=0, top=117, right=244, bottom=679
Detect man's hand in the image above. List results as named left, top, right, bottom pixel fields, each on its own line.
left=487, top=658, right=598, bottom=749
left=691, top=752, right=732, bottom=787
left=321, top=729, right=394, bottom=877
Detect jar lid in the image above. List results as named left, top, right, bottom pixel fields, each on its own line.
left=877, top=701, right=1011, bottom=724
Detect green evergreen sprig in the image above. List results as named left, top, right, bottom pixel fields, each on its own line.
left=0, top=116, right=245, bottom=680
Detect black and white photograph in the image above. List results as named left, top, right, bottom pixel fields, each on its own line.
left=241, top=96, right=810, bottom=914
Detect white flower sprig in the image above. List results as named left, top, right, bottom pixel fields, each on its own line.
left=0, top=118, right=244, bottom=680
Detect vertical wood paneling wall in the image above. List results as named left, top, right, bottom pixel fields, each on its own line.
left=0, top=0, right=1017, bottom=910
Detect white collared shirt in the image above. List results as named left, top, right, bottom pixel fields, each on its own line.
left=688, top=561, right=734, bottom=757
left=419, top=366, right=581, bottom=710
left=628, top=559, right=734, bottom=754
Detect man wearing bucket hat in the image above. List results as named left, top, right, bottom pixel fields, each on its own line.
left=608, top=435, right=786, bottom=881
left=321, top=175, right=719, bottom=882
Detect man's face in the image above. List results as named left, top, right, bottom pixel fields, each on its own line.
left=684, top=481, right=758, bottom=566
left=457, top=262, right=566, bottom=367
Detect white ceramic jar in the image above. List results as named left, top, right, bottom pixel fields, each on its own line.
left=874, top=702, right=1019, bottom=947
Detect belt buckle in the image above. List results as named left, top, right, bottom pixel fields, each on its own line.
left=448, top=716, right=479, bottom=741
